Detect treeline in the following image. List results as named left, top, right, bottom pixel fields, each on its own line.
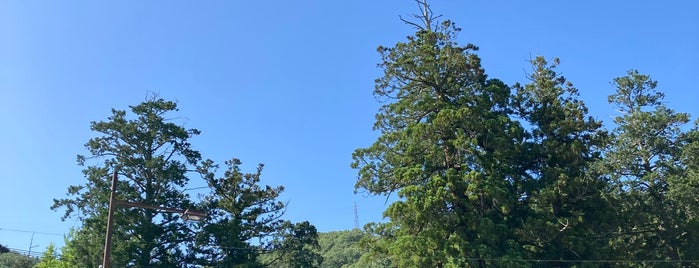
left=349, top=3, right=699, bottom=268
left=0, top=244, right=39, bottom=268
left=32, top=2, right=698, bottom=268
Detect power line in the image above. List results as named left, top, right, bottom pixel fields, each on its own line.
left=5, top=247, right=43, bottom=258
left=438, top=257, right=699, bottom=264
left=184, top=186, right=208, bottom=191
left=0, top=227, right=63, bottom=236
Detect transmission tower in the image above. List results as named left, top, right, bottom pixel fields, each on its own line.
left=353, top=202, right=359, bottom=229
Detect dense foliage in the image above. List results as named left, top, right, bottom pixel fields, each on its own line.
left=49, top=97, right=320, bottom=267
left=316, top=229, right=364, bottom=268
left=38, top=2, right=697, bottom=267
left=352, top=2, right=699, bottom=267
left=0, top=250, right=37, bottom=268
left=34, top=243, right=72, bottom=268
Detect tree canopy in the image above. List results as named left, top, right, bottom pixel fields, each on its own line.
left=0, top=250, right=37, bottom=268
left=41, top=2, right=699, bottom=267
left=351, top=1, right=699, bottom=267
left=50, top=97, right=320, bottom=267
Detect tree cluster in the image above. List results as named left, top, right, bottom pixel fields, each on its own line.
left=0, top=248, right=38, bottom=268
left=44, top=98, right=321, bottom=267
left=35, top=2, right=698, bottom=268
left=351, top=6, right=699, bottom=268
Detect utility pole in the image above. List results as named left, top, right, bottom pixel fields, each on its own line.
left=101, top=170, right=118, bottom=268
left=101, top=169, right=207, bottom=268
left=27, top=232, right=38, bottom=257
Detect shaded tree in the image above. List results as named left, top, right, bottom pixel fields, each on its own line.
left=0, top=250, right=37, bottom=268
left=264, top=221, right=323, bottom=268
left=192, top=159, right=321, bottom=268
left=671, top=124, right=699, bottom=260
left=51, top=97, right=321, bottom=267
left=605, top=70, right=693, bottom=263
left=513, top=57, right=612, bottom=262
left=52, top=97, right=202, bottom=267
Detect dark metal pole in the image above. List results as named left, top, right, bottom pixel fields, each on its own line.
left=102, top=170, right=118, bottom=268
left=100, top=169, right=205, bottom=268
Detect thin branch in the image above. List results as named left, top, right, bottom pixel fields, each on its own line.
left=399, top=0, right=442, bottom=31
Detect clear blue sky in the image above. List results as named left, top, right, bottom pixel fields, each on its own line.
left=1, top=0, right=697, bottom=254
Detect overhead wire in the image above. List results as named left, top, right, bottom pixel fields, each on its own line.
left=4, top=227, right=698, bottom=265
left=0, top=227, right=63, bottom=236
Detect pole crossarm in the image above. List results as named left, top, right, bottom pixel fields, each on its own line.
left=116, top=201, right=188, bottom=214
left=115, top=200, right=207, bottom=218
left=102, top=170, right=119, bottom=268
left=101, top=170, right=207, bottom=268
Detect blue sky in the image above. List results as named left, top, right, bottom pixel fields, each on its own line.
left=1, top=0, right=697, bottom=254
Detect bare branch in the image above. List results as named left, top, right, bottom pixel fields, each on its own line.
left=399, top=0, right=442, bottom=31
left=558, top=218, right=570, bottom=232
left=399, top=15, right=425, bottom=31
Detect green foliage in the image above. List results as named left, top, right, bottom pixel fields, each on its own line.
left=51, top=96, right=320, bottom=267
left=34, top=243, right=74, bottom=268
left=0, top=251, right=37, bottom=268
left=513, top=57, right=612, bottom=261
left=352, top=16, right=524, bottom=266
left=316, top=230, right=363, bottom=268
left=352, top=2, right=699, bottom=266
left=56, top=228, right=106, bottom=267
left=190, top=159, right=320, bottom=267
left=314, top=229, right=388, bottom=268
left=42, top=2, right=697, bottom=266
left=263, top=221, right=323, bottom=268
left=192, top=159, right=286, bottom=267
left=264, top=229, right=387, bottom=268
left=52, top=97, right=201, bottom=267
left=604, top=70, right=695, bottom=263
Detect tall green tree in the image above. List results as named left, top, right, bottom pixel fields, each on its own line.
left=52, top=97, right=203, bottom=267
left=52, top=97, right=321, bottom=267
left=352, top=3, right=525, bottom=266
left=264, top=221, right=323, bottom=268
left=34, top=243, right=75, bottom=268
left=191, top=159, right=284, bottom=267
left=51, top=97, right=321, bottom=267
left=191, top=159, right=321, bottom=268
left=605, top=70, right=693, bottom=263
left=513, top=57, right=612, bottom=262
left=672, top=124, right=699, bottom=260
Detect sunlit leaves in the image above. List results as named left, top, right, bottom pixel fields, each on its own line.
left=353, top=16, right=524, bottom=266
